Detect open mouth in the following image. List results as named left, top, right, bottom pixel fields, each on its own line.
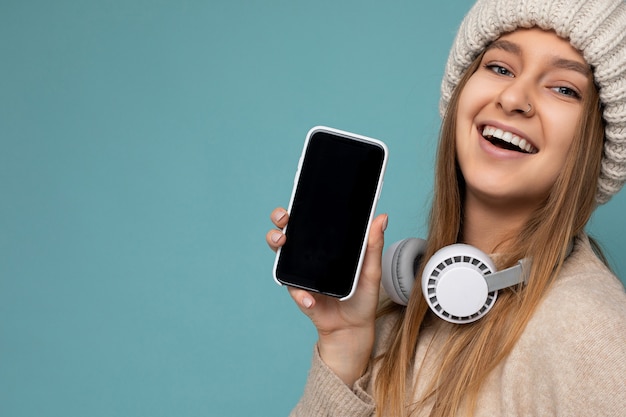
left=482, top=125, right=537, bottom=154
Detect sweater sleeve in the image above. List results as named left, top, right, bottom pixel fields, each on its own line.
left=289, top=345, right=376, bottom=417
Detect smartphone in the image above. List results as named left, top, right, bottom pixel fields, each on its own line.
left=273, top=126, right=388, bottom=300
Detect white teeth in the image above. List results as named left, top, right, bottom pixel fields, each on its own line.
left=519, top=139, right=529, bottom=150
left=481, top=125, right=537, bottom=154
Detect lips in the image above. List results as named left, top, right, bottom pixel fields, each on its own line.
left=482, top=125, right=537, bottom=154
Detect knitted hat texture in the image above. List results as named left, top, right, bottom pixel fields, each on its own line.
left=440, top=0, right=626, bottom=204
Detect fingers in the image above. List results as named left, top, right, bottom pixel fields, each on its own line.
left=287, top=286, right=316, bottom=311
left=266, top=229, right=285, bottom=251
left=266, top=208, right=289, bottom=251
left=270, top=207, right=289, bottom=228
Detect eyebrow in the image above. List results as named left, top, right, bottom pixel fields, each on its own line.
left=486, top=39, right=591, bottom=77
left=488, top=39, right=521, bottom=55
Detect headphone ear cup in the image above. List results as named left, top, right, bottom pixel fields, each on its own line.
left=421, top=243, right=498, bottom=324
left=382, top=238, right=427, bottom=306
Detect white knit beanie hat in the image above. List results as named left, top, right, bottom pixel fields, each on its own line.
left=440, top=0, right=626, bottom=204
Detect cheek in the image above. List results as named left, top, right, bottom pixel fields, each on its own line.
left=456, top=77, right=486, bottom=119
left=455, top=83, right=479, bottom=146
left=544, top=110, right=579, bottom=154
left=455, top=75, right=495, bottom=136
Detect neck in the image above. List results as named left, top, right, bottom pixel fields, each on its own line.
left=461, top=192, right=536, bottom=254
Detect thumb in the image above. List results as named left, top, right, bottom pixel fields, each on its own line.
left=358, top=214, right=388, bottom=291
left=371, top=213, right=388, bottom=248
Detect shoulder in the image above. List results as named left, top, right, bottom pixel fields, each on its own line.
left=524, top=234, right=626, bottom=354
left=504, top=234, right=626, bottom=415
left=540, top=234, right=626, bottom=324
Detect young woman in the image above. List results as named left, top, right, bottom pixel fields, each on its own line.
left=267, top=0, right=626, bottom=415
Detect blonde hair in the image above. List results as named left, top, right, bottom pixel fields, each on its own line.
left=374, top=47, right=605, bottom=417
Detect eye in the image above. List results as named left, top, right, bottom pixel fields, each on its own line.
left=552, top=86, right=582, bottom=99
left=485, top=64, right=514, bottom=77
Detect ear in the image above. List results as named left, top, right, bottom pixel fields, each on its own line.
left=381, top=238, right=427, bottom=305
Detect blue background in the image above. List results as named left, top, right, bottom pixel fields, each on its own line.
left=2, top=1, right=624, bottom=416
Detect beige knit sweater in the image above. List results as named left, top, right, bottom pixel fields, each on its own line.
left=290, top=235, right=626, bottom=416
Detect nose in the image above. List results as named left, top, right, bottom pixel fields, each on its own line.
left=497, top=78, right=534, bottom=116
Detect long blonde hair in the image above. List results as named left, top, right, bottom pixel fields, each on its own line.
left=374, top=48, right=605, bottom=417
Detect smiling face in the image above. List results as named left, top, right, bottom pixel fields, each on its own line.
left=455, top=28, right=591, bottom=212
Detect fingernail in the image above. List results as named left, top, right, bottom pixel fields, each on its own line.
left=271, top=232, right=282, bottom=243
left=302, top=297, right=313, bottom=308
left=382, top=215, right=388, bottom=232
left=273, top=210, right=286, bottom=223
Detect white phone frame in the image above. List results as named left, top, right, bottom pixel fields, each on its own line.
left=272, top=125, right=388, bottom=300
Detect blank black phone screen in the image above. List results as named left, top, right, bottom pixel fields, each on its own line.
left=275, top=130, right=385, bottom=298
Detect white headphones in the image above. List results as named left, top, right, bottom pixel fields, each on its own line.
left=381, top=238, right=530, bottom=324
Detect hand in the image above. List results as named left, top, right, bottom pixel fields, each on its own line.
left=266, top=207, right=388, bottom=386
